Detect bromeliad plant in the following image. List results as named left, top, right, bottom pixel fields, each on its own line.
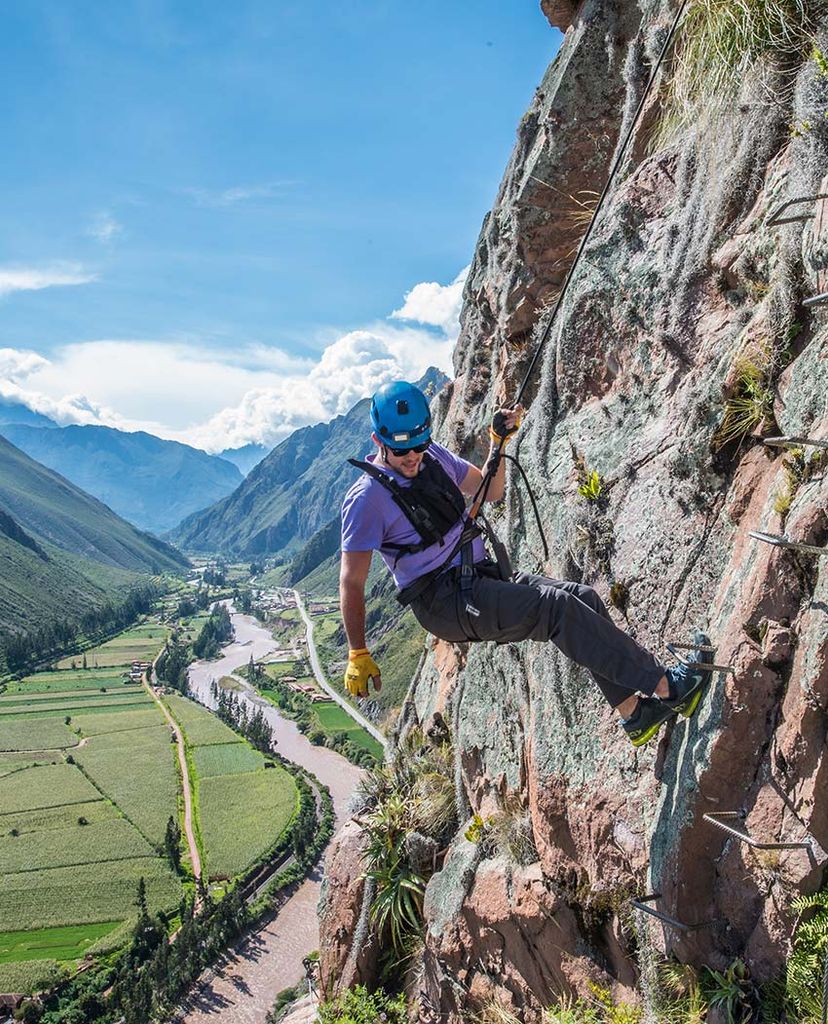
left=358, top=728, right=456, bottom=952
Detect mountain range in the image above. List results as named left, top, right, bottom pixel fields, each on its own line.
left=1, top=421, right=244, bottom=535
left=170, top=366, right=448, bottom=559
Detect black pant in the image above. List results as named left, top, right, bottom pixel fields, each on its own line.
left=409, top=562, right=665, bottom=708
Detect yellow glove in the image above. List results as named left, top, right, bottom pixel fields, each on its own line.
left=489, top=409, right=522, bottom=446
left=344, top=649, right=381, bottom=697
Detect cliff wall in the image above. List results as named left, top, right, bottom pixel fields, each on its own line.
left=320, top=2, right=828, bottom=1019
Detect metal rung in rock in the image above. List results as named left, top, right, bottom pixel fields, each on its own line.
left=767, top=193, right=828, bottom=226
left=630, top=893, right=718, bottom=933
left=749, top=530, right=828, bottom=558
left=764, top=436, right=828, bottom=451
left=704, top=812, right=813, bottom=851
left=666, top=642, right=735, bottom=675
left=804, top=292, right=828, bottom=309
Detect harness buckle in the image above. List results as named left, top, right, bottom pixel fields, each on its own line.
left=465, top=603, right=481, bottom=617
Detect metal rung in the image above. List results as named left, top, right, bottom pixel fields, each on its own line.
left=767, top=193, right=828, bottom=226
left=704, top=812, right=813, bottom=850
left=630, top=893, right=718, bottom=933
left=749, top=530, right=828, bottom=557
left=666, top=642, right=735, bottom=675
left=804, top=292, right=828, bottom=308
left=763, top=436, right=828, bottom=450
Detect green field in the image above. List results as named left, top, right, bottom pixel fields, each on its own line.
left=0, top=819, right=154, bottom=874
left=0, top=957, right=65, bottom=996
left=71, top=707, right=162, bottom=736
left=6, top=669, right=130, bottom=693
left=193, top=742, right=264, bottom=778
left=313, top=702, right=384, bottom=758
left=56, top=623, right=169, bottom=669
left=73, top=724, right=178, bottom=846
left=0, top=921, right=122, bottom=964
left=0, top=642, right=182, bottom=983
left=199, top=768, right=297, bottom=879
left=169, top=694, right=298, bottom=881
left=0, top=719, right=79, bottom=752
left=0, top=858, right=182, bottom=931
left=0, top=692, right=152, bottom=718
left=165, top=693, right=240, bottom=746
left=0, top=764, right=102, bottom=814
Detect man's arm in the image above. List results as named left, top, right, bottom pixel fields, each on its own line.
left=339, top=550, right=381, bottom=695
left=339, top=550, right=372, bottom=648
left=458, top=405, right=523, bottom=502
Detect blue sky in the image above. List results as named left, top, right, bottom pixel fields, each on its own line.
left=0, top=1, right=560, bottom=450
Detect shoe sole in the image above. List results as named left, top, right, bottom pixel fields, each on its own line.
left=676, top=684, right=704, bottom=719
left=628, top=721, right=667, bottom=747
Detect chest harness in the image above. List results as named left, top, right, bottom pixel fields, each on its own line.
left=347, top=454, right=514, bottom=638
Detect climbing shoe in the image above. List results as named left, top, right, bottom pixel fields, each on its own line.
left=622, top=697, right=677, bottom=747
left=661, top=633, right=713, bottom=719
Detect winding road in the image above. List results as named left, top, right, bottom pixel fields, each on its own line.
left=293, top=589, right=386, bottom=748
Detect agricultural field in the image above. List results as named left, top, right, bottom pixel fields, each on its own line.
left=166, top=693, right=298, bottom=881
left=4, top=668, right=129, bottom=694
left=0, top=622, right=182, bottom=989
left=193, top=741, right=264, bottom=778
left=56, top=622, right=169, bottom=669
left=72, top=724, right=179, bottom=845
left=314, top=702, right=384, bottom=759
left=199, top=768, right=297, bottom=879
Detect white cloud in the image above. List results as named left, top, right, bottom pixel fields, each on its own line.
left=391, top=265, right=469, bottom=335
left=0, top=347, right=50, bottom=381
left=3, top=267, right=465, bottom=453
left=184, top=181, right=297, bottom=208
left=0, top=378, right=127, bottom=429
left=87, top=213, right=123, bottom=244
left=0, top=264, right=97, bottom=297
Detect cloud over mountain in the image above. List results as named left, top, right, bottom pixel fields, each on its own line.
left=0, top=267, right=467, bottom=452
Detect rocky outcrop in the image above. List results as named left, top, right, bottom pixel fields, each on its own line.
left=320, top=2, right=828, bottom=1019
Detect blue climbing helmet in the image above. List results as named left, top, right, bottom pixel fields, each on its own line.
left=370, top=381, right=431, bottom=449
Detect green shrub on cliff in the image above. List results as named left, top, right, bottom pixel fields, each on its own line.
left=357, top=728, right=456, bottom=952
left=785, top=888, right=828, bottom=1022
left=317, top=984, right=407, bottom=1024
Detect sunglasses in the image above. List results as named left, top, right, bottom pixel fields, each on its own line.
left=387, top=439, right=431, bottom=458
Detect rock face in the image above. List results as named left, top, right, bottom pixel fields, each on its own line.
left=320, top=2, right=828, bottom=1019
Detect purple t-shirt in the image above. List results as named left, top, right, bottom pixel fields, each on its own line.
left=341, top=441, right=487, bottom=589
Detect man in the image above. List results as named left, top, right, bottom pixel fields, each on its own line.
left=339, top=380, right=711, bottom=746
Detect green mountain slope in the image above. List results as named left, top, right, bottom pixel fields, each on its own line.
left=0, top=526, right=136, bottom=638
left=0, top=435, right=187, bottom=573
left=0, top=424, right=243, bottom=535
left=170, top=367, right=448, bottom=557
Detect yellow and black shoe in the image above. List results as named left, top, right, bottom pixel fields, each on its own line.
left=662, top=633, right=713, bottom=719
left=622, top=697, right=678, bottom=747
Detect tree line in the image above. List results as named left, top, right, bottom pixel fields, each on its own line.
left=192, top=603, right=233, bottom=659
left=209, top=678, right=274, bottom=753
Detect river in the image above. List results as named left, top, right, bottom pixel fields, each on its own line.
left=179, top=604, right=365, bottom=1024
